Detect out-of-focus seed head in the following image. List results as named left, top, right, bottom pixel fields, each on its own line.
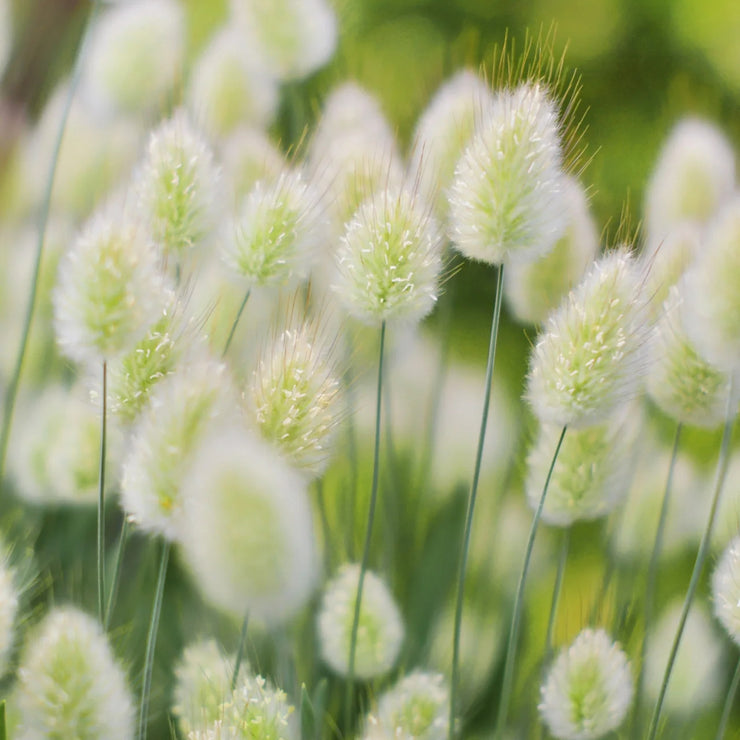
left=525, top=249, right=650, bottom=427
left=221, top=127, right=286, bottom=203
left=317, top=563, right=404, bottom=680
left=135, top=110, right=220, bottom=258
left=0, top=548, right=18, bottom=679
left=362, top=671, right=450, bottom=740
left=82, top=0, right=184, bottom=117
left=248, top=318, right=343, bottom=477
left=449, top=81, right=567, bottom=265
left=525, top=410, right=638, bottom=526
left=333, top=186, right=444, bottom=325
left=409, top=69, right=496, bottom=215
left=172, top=639, right=234, bottom=737
left=230, top=0, right=337, bottom=81
left=647, top=286, right=732, bottom=428
left=504, top=175, right=598, bottom=323
left=645, top=118, right=735, bottom=244
left=53, top=205, right=168, bottom=366
left=713, top=536, right=740, bottom=646
left=681, top=195, right=740, bottom=372
left=121, top=355, right=236, bottom=540
left=222, top=169, right=323, bottom=287
left=15, top=607, right=134, bottom=739
left=180, top=426, right=318, bottom=622
left=187, top=25, right=278, bottom=139
left=539, top=628, right=633, bottom=740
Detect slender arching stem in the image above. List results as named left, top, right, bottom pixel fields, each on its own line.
left=104, top=516, right=129, bottom=631
left=647, top=387, right=735, bottom=740
left=345, top=321, right=386, bottom=731
left=632, top=422, right=682, bottom=732
left=231, top=613, right=250, bottom=691
left=449, top=264, right=505, bottom=739
left=222, top=288, right=251, bottom=358
left=0, top=0, right=103, bottom=486
left=495, top=424, right=568, bottom=738
left=97, top=361, right=108, bottom=622
left=138, top=540, right=171, bottom=740
left=544, top=527, right=570, bottom=663
left=716, top=653, right=740, bottom=740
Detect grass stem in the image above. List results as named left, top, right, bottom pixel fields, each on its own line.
left=716, top=653, right=740, bottom=740
left=222, top=288, right=251, bottom=358
left=104, top=515, right=129, bottom=631
left=232, top=613, right=250, bottom=691
left=97, top=361, right=107, bottom=623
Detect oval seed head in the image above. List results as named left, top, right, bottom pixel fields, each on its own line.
left=317, top=563, right=404, bottom=680
left=0, top=550, right=18, bottom=679
left=54, top=206, right=168, bottom=366
left=681, top=195, right=740, bottom=372
left=180, top=426, right=318, bottom=623
left=646, top=286, right=731, bottom=428
left=187, top=25, right=278, bottom=139
left=644, top=117, right=735, bottom=244
left=172, top=639, right=234, bottom=737
left=230, top=0, right=337, bottom=81
left=539, top=628, right=633, bottom=740
left=222, top=169, right=323, bottom=287
left=525, top=411, right=637, bottom=527
left=504, top=175, right=598, bottom=323
left=333, top=186, right=444, bottom=325
left=409, top=69, right=496, bottom=214
left=248, top=320, right=343, bottom=477
left=712, top=536, right=740, bottom=645
left=363, top=671, right=450, bottom=740
left=525, top=249, right=649, bottom=427
left=121, top=355, right=236, bottom=540
left=135, top=110, right=220, bottom=258
left=644, top=601, right=723, bottom=715
left=449, top=81, right=568, bottom=265
left=15, top=606, right=134, bottom=739
left=221, top=128, right=286, bottom=202
left=82, top=0, right=184, bottom=116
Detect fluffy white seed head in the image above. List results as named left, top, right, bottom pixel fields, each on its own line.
left=222, top=169, right=323, bottom=287
left=504, top=175, right=598, bottom=323
left=645, top=118, right=735, bottom=244
left=248, top=320, right=343, bottom=476
left=681, top=195, right=740, bottom=372
left=53, top=206, right=168, bottom=366
left=187, top=25, right=278, bottom=139
left=525, top=411, right=638, bottom=527
left=362, top=671, right=450, bottom=740
left=230, top=0, right=337, bottom=81
left=317, top=563, right=404, bottom=680
left=525, top=249, right=650, bottom=427
left=0, top=550, right=18, bottom=679
left=409, top=70, right=496, bottom=214
left=10, top=382, right=122, bottom=506
left=644, top=601, right=723, bottom=714
left=539, top=628, right=633, bottom=740
left=448, top=81, right=567, bottom=265
left=15, top=607, right=134, bottom=739
left=180, top=426, right=318, bottom=622
left=333, top=186, right=444, bottom=325
left=646, top=286, right=731, bottom=427
left=308, top=83, right=404, bottom=232
left=172, top=639, right=234, bottom=736
left=82, top=0, right=184, bottom=116
left=121, top=355, right=236, bottom=540
left=135, top=110, right=220, bottom=257
left=712, top=536, right=740, bottom=645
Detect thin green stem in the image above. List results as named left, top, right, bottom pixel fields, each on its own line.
left=449, top=264, right=505, bottom=739
left=97, top=361, right=107, bottom=623
left=633, top=423, right=682, bottom=733
left=222, top=288, right=251, bottom=358
left=495, top=424, right=568, bottom=739
left=231, top=613, right=250, bottom=691
left=0, top=0, right=102, bottom=487
left=716, top=653, right=740, bottom=740
left=345, top=321, right=386, bottom=731
left=647, top=390, right=735, bottom=740
left=544, top=527, right=570, bottom=663
left=104, top=516, right=129, bottom=631
left=138, top=540, right=171, bottom=740
left=315, top=478, right=333, bottom=573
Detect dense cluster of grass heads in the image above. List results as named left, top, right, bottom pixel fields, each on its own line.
left=1, top=1, right=740, bottom=738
